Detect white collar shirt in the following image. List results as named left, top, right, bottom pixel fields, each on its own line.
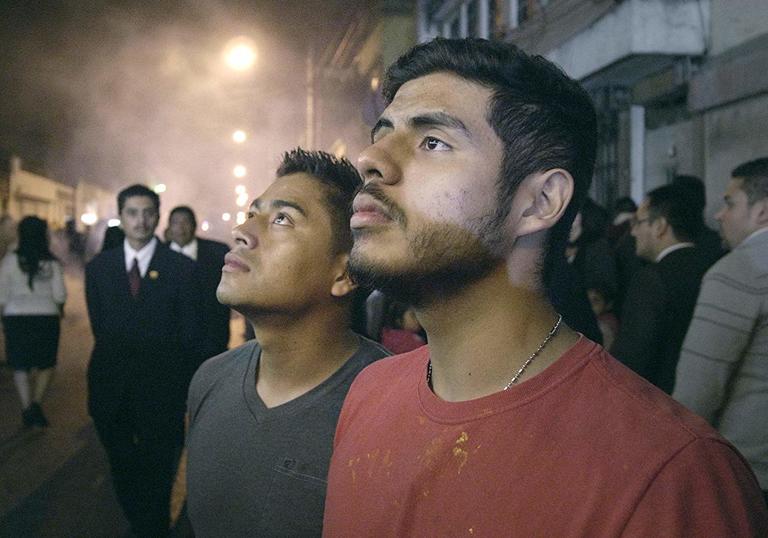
left=124, top=237, right=158, bottom=277
left=170, top=238, right=198, bottom=261
left=655, top=242, right=695, bottom=263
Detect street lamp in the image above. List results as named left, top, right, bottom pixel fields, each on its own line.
left=232, top=130, right=247, bottom=143
left=233, top=165, right=247, bottom=178
left=224, top=37, right=257, bottom=71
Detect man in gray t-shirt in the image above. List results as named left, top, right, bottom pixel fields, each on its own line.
left=185, top=149, right=390, bottom=536
left=187, top=337, right=386, bottom=535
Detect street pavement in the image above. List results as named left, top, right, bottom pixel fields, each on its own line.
left=0, top=256, right=244, bottom=537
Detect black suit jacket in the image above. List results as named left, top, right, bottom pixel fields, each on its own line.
left=85, top=241, right=203, bottom=431
left=194, top=238, right=231, bottom=358
left=610, top=246, right=712, bottom=393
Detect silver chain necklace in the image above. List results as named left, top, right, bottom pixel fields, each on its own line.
left=426, top=314, right=563, bottom=390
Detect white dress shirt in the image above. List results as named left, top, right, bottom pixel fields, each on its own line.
left=124, top=237, right=158, bottom=277
left=170, top=238, right=198, bottom=261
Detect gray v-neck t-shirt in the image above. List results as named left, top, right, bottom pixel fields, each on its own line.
left=186, top=336, right=389, bottom=537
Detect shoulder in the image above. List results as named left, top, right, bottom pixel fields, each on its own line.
left=198, top=238, right=229, bottom=255
left=704, top=243, right=768, bottom=290
left=189, top=341, right=259, bottom=408
left=86, top=248, right=119, bottom=273
left=343, top=347, right=427, bottom=407
left=353, top=335, right=391, bottom=363
left=157, top=243, right=195, bottom=270
left=589, top=345, right=729, bottom=449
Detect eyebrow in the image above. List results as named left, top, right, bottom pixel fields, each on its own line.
left=250, top=199, right=307, bottom=217
left=370, top=112, right=472, bottom=142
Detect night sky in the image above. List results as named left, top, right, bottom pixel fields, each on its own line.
left=0, top=0, right=374, bottom=229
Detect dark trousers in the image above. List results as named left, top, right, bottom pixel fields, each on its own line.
left=93, top=407, right=183, bottom=537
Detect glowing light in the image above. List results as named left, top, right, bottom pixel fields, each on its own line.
left=370, top=76, right=380, bottom=91
left=201, top=220, right=210, bottom=232
left=232, top=130, right=247, bottom=143
left=224, top=37, right=257, bottom=71
left=233, top=165, right=247, bottom=178
left=107, top=218, right=121, bottom=227
left=80, top=212, right=98, bottom=226
left=222, top=212, right=232, bottom=222
left=236, top=211, right=246, bottom=225
left=236, top=192, right=249, bottom=207
left=235, top=184, right=246, bottom=195
left=154, top=183, right=167, bottom=194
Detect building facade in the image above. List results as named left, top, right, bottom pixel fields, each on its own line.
left=417, top=0, right=768, bottom=221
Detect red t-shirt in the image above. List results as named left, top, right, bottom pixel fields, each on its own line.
left=380, top=327, right=426, bottom=355
left=324, top=338, right=767, bottom=536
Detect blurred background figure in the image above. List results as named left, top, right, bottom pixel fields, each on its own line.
left=587, top=285, right=619, bottom=349
left=611, top=184, right=711, bottom=393
left=0, top=215, right=18, bottom=261
left=607, top=197, right=644, bottom=317
left=0, top=216, right=66, bottom=427
left=566, top=198, right=617, bottom=301
left=167, top=205, right=231, bottom=358
left=673, top=174, right=728, bottom=265
left=100, top=224, right=125, bottom=252
left=380, top=301, right=426, bottom=354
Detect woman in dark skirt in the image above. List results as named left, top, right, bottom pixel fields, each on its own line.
left=0, top=216, right=67, bottom=427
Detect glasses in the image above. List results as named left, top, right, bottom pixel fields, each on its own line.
left=631, top=216, right=651, bottom=227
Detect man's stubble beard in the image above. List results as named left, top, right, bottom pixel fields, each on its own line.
left=349, top=215, right=506, bottom=308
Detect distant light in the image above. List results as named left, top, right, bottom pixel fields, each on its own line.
left=235, top=184, right=246, bottom=195
left=236, top=192, right=249, bottom=207
left=154, top=183, right=167, bottom=194
left=232, top=130, right=247, bottom=143
left=370, top=76, right=380, bottom=91
left=224, top=37, right=257, bottom=71
left=233, top=165, right=247, bottom=178
left=201, top=220, right=210, bottom=232
left=236, top=211, right=246, bottom=225
left=80, top=212, right=98, bottom=226
left=107, top=218, right=121, bottom=227
left=222, top=212, right=231, bottom=222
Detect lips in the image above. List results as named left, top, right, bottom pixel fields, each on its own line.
left=351, top=194, right=394, bottom=228
left=222, top=252, right=250, bottom=273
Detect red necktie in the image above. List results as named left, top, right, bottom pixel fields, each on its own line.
left=128, top=258, right=141, bottom=298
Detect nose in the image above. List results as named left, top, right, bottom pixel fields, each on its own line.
left=714, top=206, right=724, bottom=222
left=232, top=221, right=258, bottom=249
left=357, top=143, right=402, bottom=186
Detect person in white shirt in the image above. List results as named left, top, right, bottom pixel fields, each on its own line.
left=0, top=216, right=66, bottom=427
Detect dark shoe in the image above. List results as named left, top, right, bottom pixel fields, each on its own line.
left=28, top=403, right=49, bottom=427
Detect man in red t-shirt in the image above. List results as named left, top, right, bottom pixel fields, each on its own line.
left=323, top=38, right=768, bottom=536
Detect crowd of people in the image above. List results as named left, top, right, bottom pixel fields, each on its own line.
left=1, top=37, right=767, bottom=536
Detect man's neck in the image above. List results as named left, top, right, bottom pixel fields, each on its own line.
left=127, top=237, right=152, bottom=251
left=249, top=305, right=359, bottom=408
left=418, top=263, right=579, bottom=402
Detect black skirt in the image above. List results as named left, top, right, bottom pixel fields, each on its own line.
left=2, top=315, right=60, bottom=370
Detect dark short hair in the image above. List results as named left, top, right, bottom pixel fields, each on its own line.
left=383, top=38, right=597, bottom=280
left=169, top=205, right=197, bottom=228
left=732, top=158, right=768, bottom=204
left=276, top=148, right=362, bottom=254
left=646, top=184, right=701, bottom=242
left=117, top=184, right=160, bottom=213
left=672, top=175, right=706, bottom=212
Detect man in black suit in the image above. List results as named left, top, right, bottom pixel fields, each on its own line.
left=610, top=184, right=712, bottom=393
left=85, top=184, right=202, bottom=537
left=168, top=206, right=231, bottom=358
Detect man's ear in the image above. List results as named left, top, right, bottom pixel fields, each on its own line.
left=516, top=169, right=574, bottom=237
left=652, top=215, right=669, bottom=239
left=330, top=253, right=358, bottom=298
left=752, top=198, right=768, bottom=227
